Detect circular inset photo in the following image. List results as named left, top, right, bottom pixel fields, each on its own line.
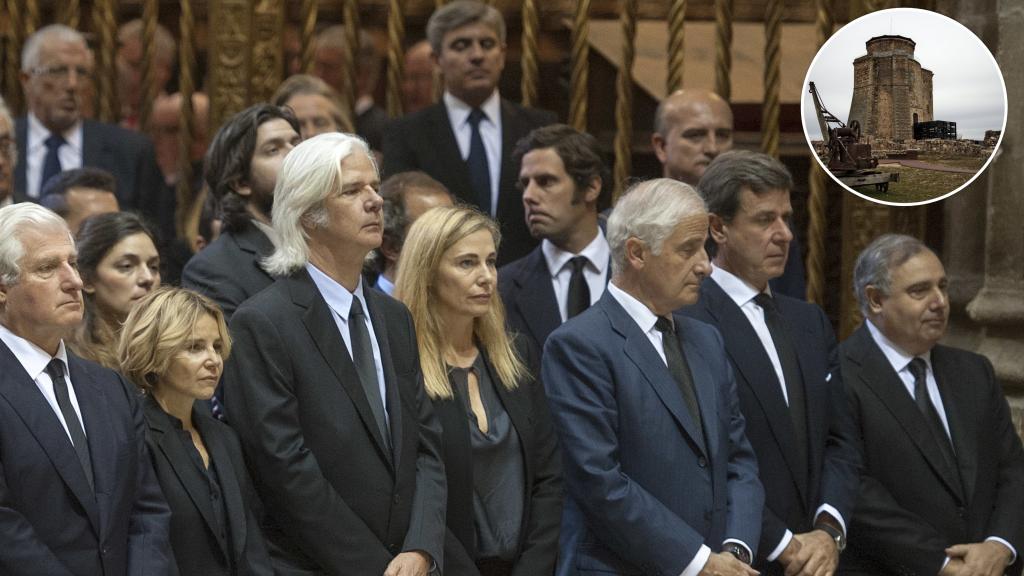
left=801, top=8, right=1006, bottom=206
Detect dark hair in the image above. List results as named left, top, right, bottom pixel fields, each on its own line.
left=513, top=124, right=610, bottom=209
left=39, top=168, right=117, bottom=217
left=373, top=171, right=452, bottom=273
left=204, top=104, right=299, bottom=233
left=76, top=211, right=160, bottom=283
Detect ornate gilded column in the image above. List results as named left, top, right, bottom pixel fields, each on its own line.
left=251, top=0, right=284, bottom=103
left=208, top=0, right=252, bottom=133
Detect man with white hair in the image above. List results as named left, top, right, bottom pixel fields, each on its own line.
left=542, top=178, right=763, bottom=576
left=223, top=133, right=446, bottom=576
left=14, top=25, right=166, bottom=230
left=0, top=203, right=172, bottom=575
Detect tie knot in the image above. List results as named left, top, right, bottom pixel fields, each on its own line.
left=654, top=315, right=675, bottom=335
left=45, top=134, right=66, bottom=150
left=569, top=255, right=588, bottom=274
left=349, top=296, right=366, bottom=320
left=45, top=358, right=65, bottom=380
left=753, top=292, right=777, bottom=313
left=468, top=108, right=486, bottom=126
left=908, top=357, right=928, bottom=381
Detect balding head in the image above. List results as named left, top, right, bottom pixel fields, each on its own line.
left=652, top=89, right=734, bottom=186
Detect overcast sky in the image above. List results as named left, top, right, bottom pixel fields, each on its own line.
left=802, top=8, right=1005, bottom=141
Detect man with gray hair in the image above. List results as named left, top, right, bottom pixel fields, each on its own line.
left=14, top=25, right=166, bottom=234
left=839, top=234, right=1024, bottom=576
left=543, top=178, right=763, bottom=576
left=383, top=0, right=556, bottom=265
left=682, top=150, right=860, bottom=576
left=0, top=96, right=14, bottom=207
left=223, top=133, right=446, bottom=576
left=0, top=202, right=172, bottom=575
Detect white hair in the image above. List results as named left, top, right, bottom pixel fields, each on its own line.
left=0, top=204, right=70, bottom=286
left=264, top=132, right=374, bottom=276
left=607, top=178, right=707, bottom=276
left=22, top=24, right=88, bottom=72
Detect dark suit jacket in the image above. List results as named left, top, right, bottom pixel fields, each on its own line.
left=14, top=118, right=172, bottom=240
left=839, top=324, right=1024, bottom=576
left=381, top=99, right=557, bottom=265
left=181, top=221, right=275, bottom=324
left=357, top=103, right=388, bottom=151
left=681, top=279, right=860, bottom=568
left=143, top=395, right=273, bottom=576
left=436, top=342, right=562, bottom=576
left=542, top=291, right=764, bottom=575
left=0, top=341, right=172, bottom=575
left=223, top=270, right=447, bottom=575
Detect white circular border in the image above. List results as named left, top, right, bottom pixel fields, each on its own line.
left=800, top=7, right=1008, bottom=207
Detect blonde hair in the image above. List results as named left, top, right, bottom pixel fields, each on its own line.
left=117, top=286, right=231, bottom=392
left=394, top=206, right=525, bottom=400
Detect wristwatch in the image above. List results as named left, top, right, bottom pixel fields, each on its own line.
left=723, top=543, right=752, bottom=565
left=816, top=522, right=847, bottom=554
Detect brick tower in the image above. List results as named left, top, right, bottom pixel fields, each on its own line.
left=847, top=35, right=933, bottom=141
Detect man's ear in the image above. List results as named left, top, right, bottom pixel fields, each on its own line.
left=624, top=237, right=646, bottom=270
left=380, top=237, right=400, bottom=264
left=583, top=176, right=601, bottom=205
left=864, top=285, right=885, bottom=315
left=708, top=213, right=728, bottom=244
left=651, top=132, right=668, bottom=165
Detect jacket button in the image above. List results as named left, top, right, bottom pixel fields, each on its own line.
left=698, top=457, right=708, bottom=468
left=393, top=494, right=401, bottom=504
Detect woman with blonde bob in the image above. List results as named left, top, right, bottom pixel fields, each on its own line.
left=117, top=287, right=272, bottom=576
left=395, top=206, right=561, bottom=576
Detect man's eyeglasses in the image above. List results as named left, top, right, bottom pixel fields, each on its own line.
left=30, top=65, right=93, bottom=83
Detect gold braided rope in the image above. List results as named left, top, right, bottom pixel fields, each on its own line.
left=713, top=0, right=732, bottom=100
left=4, top=0, right=25, bottom=115
left=666, top=0, right=686, bottom=93
left=520, top=0, right=539, bottom=107
left=343, top=0, right=360, bottom=127
left=806, top=0, right=834, bottom=305
left=385, top=0, right=405, bottom=118
left=612, top=0, right=637, bottom=202
left=301, top=0, right=317, bottom=75
left=568, top=0, right=591, bottom=131
left=177, top=0, right=196, bottom=239
left=92, top=0, right=119, bottom=123
left=139, top=0, right=159, bottom=130
left=64, top=0, right=81, bottom=30
left=761, top=0, right=781, bottom=157
left=25, top=0, right=40, bottom=37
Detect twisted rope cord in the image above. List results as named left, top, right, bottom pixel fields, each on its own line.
left=806, top=0, right=834, bottom=305
left=25, top=0, right=40, bottom=37
left=385, top=0, right=405, bottom=118
left=761, top=0, right=782, bottom=157
left=177, top=0, right=196, bottom=238
left=93, top=0, right=119, bottom=123
left=520, top=0, right=539, bottom=107
left=714, top=0, right=732, bottom=99
left=612, top=0, right=637, bottom=202
left=64, top=0, right=81, bottom=30
left=301, top=0, right=317, bottom=74
left=4, top=0, right=25, bottom=114
left=666, top=0, right=687, bottom=93
left=139, top=0, right=159, bottom=130
left=568, top=0, right=591, bottom=131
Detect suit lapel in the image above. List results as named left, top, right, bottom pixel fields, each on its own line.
left=780, top=298, right=826, bottom=484
left=232, top=224, right=276, bottom=282
left=14, top=117, right=27, bottom=201
left=931, top=347, right=977, bottom=502
left=514, top=250, right=561, bottom=349
left=497, top=100, right=521, bottom=217
left=82, top=120, right=102, bottom=166
left=71, top=356, right=119, bottom=534
left=675, top=315, right=719, bottom=459
left=849, top=326, right=965, bottom=502
left=195, top=412, right=246, bottom=563
left=602, top=295, right=707, bottom=456
left=291, top=272, right=394, bottom=466
left=364, top=289, right=400, bottom=470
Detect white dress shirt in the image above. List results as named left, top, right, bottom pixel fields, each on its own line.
left=607, top=282, right=752, bottom=576
left=0, top=324, right=85, bottom=443
left=443, top=90, right=502, bottom=216
left=26, top=113, right=84, bottom=199
left=306, top=263, right=389, bottom=426
left=542, top=229, right=610, bottom=323
left=865, top=319, right=1017, bottom=565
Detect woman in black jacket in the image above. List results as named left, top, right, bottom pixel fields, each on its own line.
left=117, top=286, right=272, bottom=576
left=396, top=206, right=562, bottom=576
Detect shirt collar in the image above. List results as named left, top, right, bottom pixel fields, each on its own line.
left=375, top=274, right=395, bottom=296
left=0, top=322, right=70, bottom=381
left=541, top=228, right=610, bottom=278
left=28, top=113, right=83, bottom=155
left=607, top=281, right=660, bottom=335
left=444, top=90, right=501, bottom=128
left=305, top=262, right=366, bottom=322
left=710, top=265, right=770, bottom=308
left=865, top=318, right=932, bottom=373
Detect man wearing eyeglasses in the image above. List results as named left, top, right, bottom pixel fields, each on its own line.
left=14, top=25, right=169, bottom=240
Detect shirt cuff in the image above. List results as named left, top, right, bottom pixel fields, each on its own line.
left=680, top=544, right=712, bottom=576
left=767, top=530, right=794, bottom=562
left=815, top=504, right=847, bottom=536
left=985, top=537, right=1017, bottom=565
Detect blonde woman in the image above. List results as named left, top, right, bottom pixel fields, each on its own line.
left=118, top=287, right=272, bottom=576
left=395, top=206, right=561, bottom=576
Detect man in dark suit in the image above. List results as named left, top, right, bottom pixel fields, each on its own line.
left=14, top=25, right=168, bottom=237
left=543, top=178, right=763, bottom=576
left=840, top=234, right=1024, bottom=576
left=0, top=203, right=172, bottom=575
left=182, top=104, right=301, bottom=323
left=499, top=124, right=610, bottom=363
left=382, top=0, right=557, bottom=265
left=682, top=151, right=861, bottom=575
left=223, top=132, right=446, bottom=576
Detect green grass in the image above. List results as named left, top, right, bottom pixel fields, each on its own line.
left=914, top=153, right=988, bottom=170
left=850, top=165, right=972, bottom=203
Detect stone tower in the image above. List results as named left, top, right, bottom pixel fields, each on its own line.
left=848, top=35, right=933, bottom=140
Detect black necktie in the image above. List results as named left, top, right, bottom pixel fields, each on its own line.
left=41, top=134, right=66, bottom=192
left=45, top=359, right=94, bottom=491
left=349, top=297, right=391, bottom=455
left=753, top=293, right=809, bottom=474
left=654, top=316, right=704, bottom=444
left=566, top=256, right=591, bottom=319
left=908, top=358, right=957, bottom=467
left=466, top=108, right=491, bottom=215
